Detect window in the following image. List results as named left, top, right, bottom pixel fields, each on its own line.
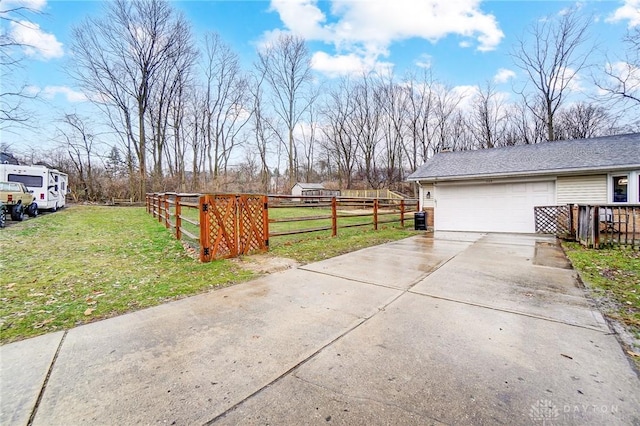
left=609, top=172, right=640, bottom=203
left=8, top=174, right=43, bottom=188
left=612, top=175, right=628, bottom=202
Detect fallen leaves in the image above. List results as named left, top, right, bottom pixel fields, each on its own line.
left=84, top=308, right=95, bottom=316
left=33, top=318, right=54, bottom=329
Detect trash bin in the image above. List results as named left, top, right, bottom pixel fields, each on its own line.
left=414, top=211, right=427, bottom=230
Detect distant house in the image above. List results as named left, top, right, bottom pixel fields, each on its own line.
left=291, top=183, right=340, bottom=198
left=406, top=133, right=640, bottom=233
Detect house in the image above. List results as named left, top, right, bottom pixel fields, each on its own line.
left=406, top=133, right=640, bottom=233
left=291, top=182, right=340, bottom=198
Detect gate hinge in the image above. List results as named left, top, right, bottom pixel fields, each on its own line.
left=264, top=202, right=268, bottom=210
left=203, top=247, right=210, bottom=256
left=265, top=239, right=269, bottom=247
left=202, top=203, right=208, bottom=212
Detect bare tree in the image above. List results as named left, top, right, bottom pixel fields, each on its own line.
left=595, top=27, right=640, bottom=113
left=257, top=34, right=314, bottom=188
left=511, top=8, right=592, bottom=141
left=56, top=114, right=99, bottom=200
left=299, top=104, right=319, bottom=183
left=0, top=5, right=40, bottom=128
left=247, top=70, right=275, bottom=193
left=201, top=33, right=251, bottom=189
left=379, top=76, right=409, bottom=186
left=431, top=83, right=465, bottom=152
left=349, top=74, right=383, bottom=189
left=148, top=28, right=196, bottom=190
left=403, top=69, right=435, bottom=171
left=70, top=0, right=193, bottom=200
left=469, top=82, right=508, bottom=149
left=504, top=100, right=547, bottom=145
left=321, top=78, right=358, bottom=189
left=554, top=102, right=616, bottom=139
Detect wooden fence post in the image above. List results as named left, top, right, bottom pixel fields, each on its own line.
left=158, top=194, right=164, bottom=223
left=373, top=198, right=378, bottom=231
left=262, top=195, right=269, bottom=249
left=199, top=195, right=209, bottom=263
left=175, top=195, right=182, bottom=240
left=568, top=204, right=574, bottom=239
left=164, top=195, right=170, bottom=229
left=400, top=199, right=405, bottom=227
left=331, top=197, right=337, bottom=237
left=592, top=206, right=600, bottom=248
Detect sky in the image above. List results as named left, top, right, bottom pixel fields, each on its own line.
left=1, top=0, right=639, bottom=158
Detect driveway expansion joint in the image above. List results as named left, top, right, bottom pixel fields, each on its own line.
left=27, top=330, right=67, bottom=426
left=409, top=291, right=609, bottom=333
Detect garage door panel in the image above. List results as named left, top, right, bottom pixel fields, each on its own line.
left=435, top=181, right=555, bottom=233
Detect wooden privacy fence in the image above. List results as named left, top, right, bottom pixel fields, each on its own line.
left=534, top=204, right=640, bottom=249
left=575, top=204, right=640, bottom=249
left=146, top=193, right=420, bottom=262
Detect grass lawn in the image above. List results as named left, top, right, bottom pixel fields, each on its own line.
left=270, top=225, right=418, bottom=263
left=562, top=242, right=640, bottom=365
left=1, top=205, right=419, bottom=343
left=0, top=206, right=255, bottom=343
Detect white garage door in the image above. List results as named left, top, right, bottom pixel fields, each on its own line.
left=435, top=181, right=556, bottom=233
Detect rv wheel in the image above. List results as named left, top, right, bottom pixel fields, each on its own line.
left=0, top=208, right=5, bottom=228
left=11, top=205, right=24, bottom=221
left=51, top=203, right=57, bottom=212
left=27, top=203, right=38, bottom=217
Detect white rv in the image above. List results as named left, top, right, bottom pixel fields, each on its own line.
left=0, top=164, right=68, bottom=211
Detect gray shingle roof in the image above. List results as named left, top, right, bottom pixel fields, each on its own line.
left=407, top=133, right=640, bottom=181
left=294, top=182, right=325, bottom=189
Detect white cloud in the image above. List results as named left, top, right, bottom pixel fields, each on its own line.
left=42, top=86, right=87, bottom=103
left=10, top=20, right=63, bottom=60
left=311, top=51, right=393, bottom=77
left=311, top=52, right=368, bottom=77
left=607, top=0, right=640, bottom=27
left=268, top=0, right=504, bottom=77
left=415, top=54, right=432, bottom=69
left=493, top=68, right=516, bottom=83
left=3, top=0, right=47, bottom=11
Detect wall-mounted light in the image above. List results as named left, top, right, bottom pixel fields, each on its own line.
left=426, top=191, right=431, bottom=199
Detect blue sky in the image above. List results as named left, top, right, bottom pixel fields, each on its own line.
left=2, top=0, right=639, bottom=155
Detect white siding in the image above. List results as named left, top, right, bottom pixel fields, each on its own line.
left=419, top=184, right=435, bottom=209
left=556, top=175, right=607, bottom=204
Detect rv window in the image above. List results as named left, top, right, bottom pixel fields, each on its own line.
left=55, top=175, right=59, bottom=182
left=62, top=182, right=66, bottom=191
left=8, top=174, right=43, bottom=187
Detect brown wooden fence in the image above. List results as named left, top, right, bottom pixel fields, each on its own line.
left=535, top=204, right=640, bottom=249
left=146, top=193, right=268, bottom=262
left=146, top=193, right=420, bottom=262
left=575, top=204, right=640, bottom=249
left=267, top=195, right=419, bottom=238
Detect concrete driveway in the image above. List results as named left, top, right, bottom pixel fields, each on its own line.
left=2, top=233, right=639, bottom=425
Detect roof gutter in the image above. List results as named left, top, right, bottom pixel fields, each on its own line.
left=406, top=164, right=640, bottom=183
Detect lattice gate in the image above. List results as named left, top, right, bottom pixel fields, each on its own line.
left=534, top=205, right=571, bottom=236
left=199, top=194, right=268, bottom=262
